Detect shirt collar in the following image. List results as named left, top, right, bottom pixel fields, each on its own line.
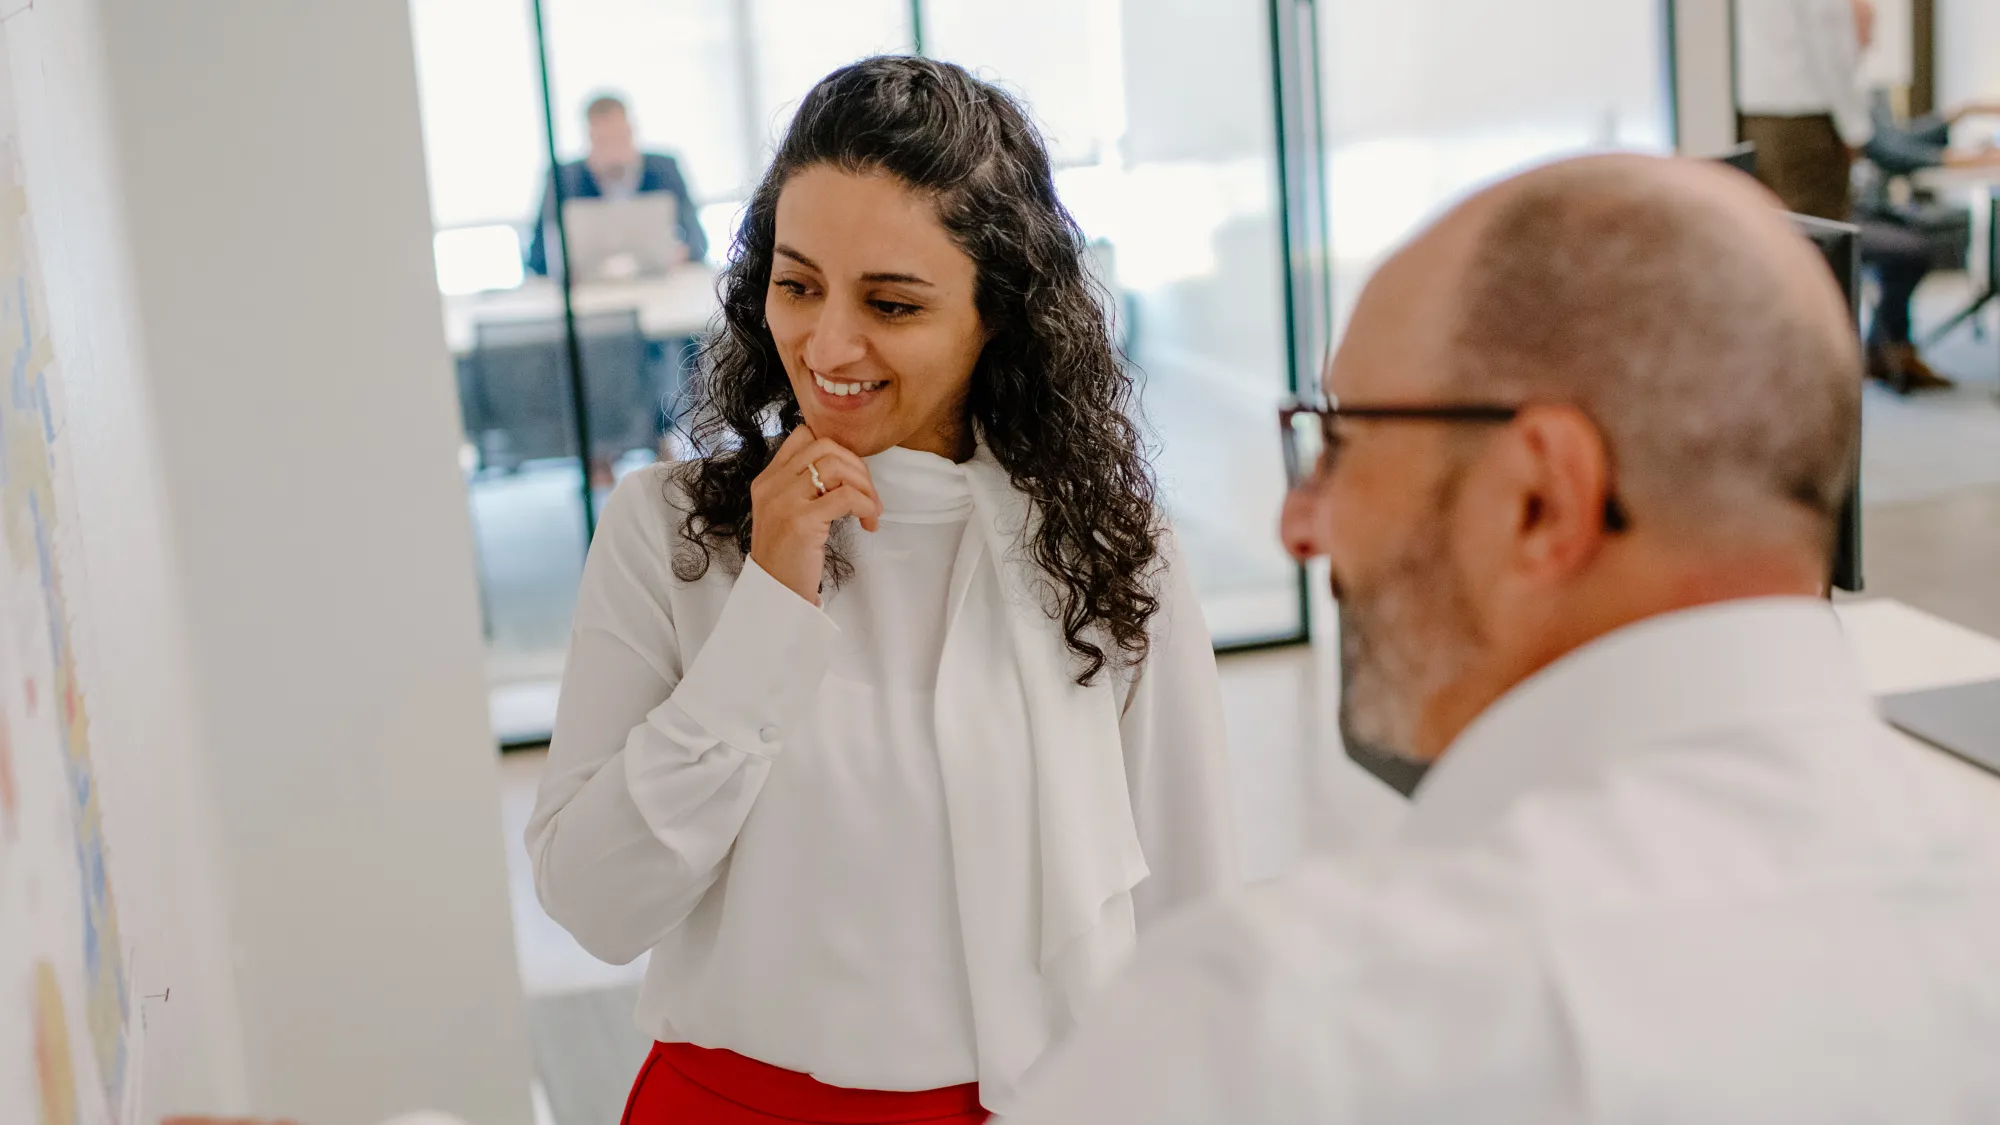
left=865, top=444, right=973, bottom=524
left=1400, top=597, right=1875, bottom=845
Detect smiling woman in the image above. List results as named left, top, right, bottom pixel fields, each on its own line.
left=680, top=57, right=1164, bottom=679
left=525, top=55, right=1239, bottom=1125
left=766, top=166, right=988, bottom=455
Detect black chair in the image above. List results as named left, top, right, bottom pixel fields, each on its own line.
left=466, top=310, right=657, bottom=472
left=1714, top=141, right=1758, bottom=177
left=576, top=311, right=660, bottom=464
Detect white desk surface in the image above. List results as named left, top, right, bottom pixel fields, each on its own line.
left=1834, top=597, right=2000, bottom=695
left=1834, top=598, right=2000, bottom=794
left=443, top=266, right=720, bottom=356
left=1911, top=166, right=2000, bottom=193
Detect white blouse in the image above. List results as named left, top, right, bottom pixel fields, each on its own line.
left=525, top=445, right=1237, bottom=1109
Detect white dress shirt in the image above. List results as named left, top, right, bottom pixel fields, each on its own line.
left=526, top=445, right=1237, bottom=1108
left=1736, top=0, right=1873, bottom=145
left=1004, top=599, right=2000, bottom=1124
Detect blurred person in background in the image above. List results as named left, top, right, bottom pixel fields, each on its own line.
left=525, top=93, right=708, bottom=276
left=526, top=57, right=1236, bottom=1125
left=1852, top=87, right=2000, bottom=390
left=1000, top=154, right=2000, bottom=1123
left=1735, top=0, right=1873, bottom=220
left=1738, top=0, right=2000, bottom=389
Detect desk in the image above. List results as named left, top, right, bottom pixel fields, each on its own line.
left=442, top=267, right=720, bottom=356
left=1835, top=599, right=2000, bottom=793
left=1835, top=597, right=2000, bottom=694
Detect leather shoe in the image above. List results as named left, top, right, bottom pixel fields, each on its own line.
left=1868, top=343, right=1955, bottom=393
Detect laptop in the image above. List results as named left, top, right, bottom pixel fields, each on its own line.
left=559, top=193, right=683, bottom=282
left=1881, top=678, right=2000, bottom=778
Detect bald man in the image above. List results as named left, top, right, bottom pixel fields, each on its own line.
left=999, top=155, right=2000, bottom=1123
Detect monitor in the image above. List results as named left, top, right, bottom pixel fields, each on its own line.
left=1790, top=213, right=1865, bottom=593
left=1714, top=141, right=1759, bottom=177
left=558, top=194, right=683, bottom=282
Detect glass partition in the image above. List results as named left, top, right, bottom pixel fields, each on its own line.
left=411, top=0, right=1673, bottom=741
left=422, top=0, right=1691, bottom=739
left=411, top=0, right=588, bottom=739
left=412, top=1, right=918, bottom=742
left=1317, top=0, right=1674, bottom=334
left=924, top=0, right=1309, bottom=645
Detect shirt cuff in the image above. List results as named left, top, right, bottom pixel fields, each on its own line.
left=1835, top=106, right=1874, bottom=148
left=664, top=556, right=840, bottom=756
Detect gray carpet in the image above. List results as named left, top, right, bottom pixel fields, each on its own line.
left=1854, top=483, right=2000, bottom=640
left=1858, top=307, right=2000, bottom=506
left=526, top=987, right=649, bottom=1125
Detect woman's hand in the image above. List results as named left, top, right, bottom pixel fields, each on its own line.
left=749, top=426, right=883, bottom=605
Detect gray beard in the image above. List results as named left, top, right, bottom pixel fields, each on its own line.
left=1331, top=474, right=1482, bottom=799
left=1338, top=605, right=1435, bottom=798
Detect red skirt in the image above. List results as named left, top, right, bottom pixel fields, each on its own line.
left=622, top=1042, right=991, bottom=1125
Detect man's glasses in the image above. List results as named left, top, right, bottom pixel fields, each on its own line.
left=1279, top=395, right=1630, bottom=533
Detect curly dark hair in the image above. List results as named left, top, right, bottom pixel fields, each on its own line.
left=670, top=55, right=1162, bottom=684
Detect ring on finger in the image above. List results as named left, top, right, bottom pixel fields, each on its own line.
left=808, top=461, right=828, bottom=496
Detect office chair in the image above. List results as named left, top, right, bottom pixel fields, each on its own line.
left=468, top=310, right=657, bottom=473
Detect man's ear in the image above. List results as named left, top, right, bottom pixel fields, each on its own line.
left=1509, top=405, right=1617, bottom=581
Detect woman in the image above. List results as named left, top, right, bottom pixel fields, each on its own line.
left=526, top=57, right=1237, bottom=1125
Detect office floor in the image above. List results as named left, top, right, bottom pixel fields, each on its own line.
left=495, top=277, right=2000, bottom=1123
left=1845, top=276, right=2000, bottom=637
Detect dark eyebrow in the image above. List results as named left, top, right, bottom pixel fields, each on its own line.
left=774, top=244, right=820, bottom=271
left=773, top=244, right=934, bottom=289
left=860, top=271, right=934, bottom=288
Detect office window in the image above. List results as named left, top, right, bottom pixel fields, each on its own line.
left=752, top=0, right=916, bottom=168
left=541, top=0, right=745, bottom=204
left=409, top=0, right=915, bottom=741
left=926, top=0, right=1304, bottom=645
left=410, top=0, right=548, bottom=230
left=407, top=0, right=1671, bottom=738
left=1318, top=0, right=1673, bottom=333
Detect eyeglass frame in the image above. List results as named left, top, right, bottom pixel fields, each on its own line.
left=1279, top=395, right=1630, bottom=533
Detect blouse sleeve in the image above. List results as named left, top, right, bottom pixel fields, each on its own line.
left=1801, top=0, right=1870, bottom=146
left=524, top=469, right=840, bottom=964
left=1120, top=530, right=1240, bottom=929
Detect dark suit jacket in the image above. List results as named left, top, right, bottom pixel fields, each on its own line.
left=526, top=152, right=708, bottom=275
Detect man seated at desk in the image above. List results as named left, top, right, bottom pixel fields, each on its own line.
left=1854, top=94, right=2000, bottom=391
left=525, top=94, right=709, bottom=277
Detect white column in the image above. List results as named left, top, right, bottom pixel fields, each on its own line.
left=1674, top=0, right=1738, bottom=156
left=12, top=0, right=536, bottom=1121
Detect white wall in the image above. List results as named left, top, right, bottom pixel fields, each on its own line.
left=4, top=0, right=250, bottom=1113
left=1939, top=0, right=2000, bottom=106
left=6, top=0, right=535, bottom=1122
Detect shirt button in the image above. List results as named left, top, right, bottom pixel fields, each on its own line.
left=758, top=725, right=779, bottom=744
